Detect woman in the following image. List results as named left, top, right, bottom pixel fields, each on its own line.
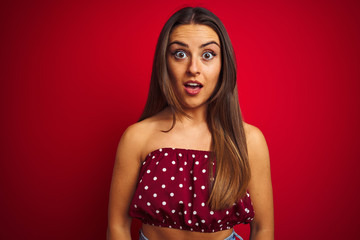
left=107, top=7, right=273, bottom=240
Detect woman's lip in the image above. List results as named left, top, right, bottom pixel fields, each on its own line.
left=184, top=85, right=202, bottom=95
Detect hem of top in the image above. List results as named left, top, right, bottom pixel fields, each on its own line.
left=140, top=221, right=241, bottom=233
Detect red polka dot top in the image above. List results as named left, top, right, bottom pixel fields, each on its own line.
left=129, top=148, right=254, bottom=233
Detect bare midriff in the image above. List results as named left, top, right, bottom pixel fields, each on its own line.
left=141, top=223, right=234, bottom=240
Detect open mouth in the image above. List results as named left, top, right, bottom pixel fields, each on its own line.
left=184, top=82, right=203, bottom=88
left=184, top=81, right=203, bottom=95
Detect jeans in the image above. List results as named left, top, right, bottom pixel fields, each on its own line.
left=139, top=229, right=243, bottom=240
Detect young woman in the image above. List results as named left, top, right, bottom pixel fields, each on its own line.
left=107, top=7, right=274, bottom=240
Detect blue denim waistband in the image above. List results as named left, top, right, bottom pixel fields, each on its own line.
left=139, top=229, right=243, bottom=240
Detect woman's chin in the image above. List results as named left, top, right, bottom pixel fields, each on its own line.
left=181, top=102, right=207, bottom=111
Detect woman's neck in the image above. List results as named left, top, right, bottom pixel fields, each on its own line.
left=172, top=105, right=208, bottom=129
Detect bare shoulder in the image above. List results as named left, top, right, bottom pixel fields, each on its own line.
left=117, top=110, right=172, bottom=163
left=117, top=119, right=155, bottom=163
left=243, top=122, right=267, bottom=146
left=243, top=122, right=270, bottom=165
left=121, top=120, right=153, bottom=147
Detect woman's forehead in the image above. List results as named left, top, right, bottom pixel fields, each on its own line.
left=169, top=24, right=220, bottom=45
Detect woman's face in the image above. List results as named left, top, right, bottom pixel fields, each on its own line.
left=167, top=24, right=221, bottom=110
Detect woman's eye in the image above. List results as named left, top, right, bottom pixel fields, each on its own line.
left=174, top=51, right=187, bottom=59
left=202, top=51, right=216, bottom=60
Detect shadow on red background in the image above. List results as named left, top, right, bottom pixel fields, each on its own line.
left=1, top=0, right=359, bottom=239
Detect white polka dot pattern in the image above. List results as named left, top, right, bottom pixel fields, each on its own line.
left=129, top=148, right=254, bottom=233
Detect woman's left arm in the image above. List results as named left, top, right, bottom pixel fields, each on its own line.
left=245, top=124, right=274, bottom=240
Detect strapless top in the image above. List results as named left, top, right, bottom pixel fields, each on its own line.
left=129, top=148, right=254, bottom=233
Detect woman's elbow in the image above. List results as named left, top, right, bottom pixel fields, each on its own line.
left=250, top=220, right=274, bottom=240
left=107, top=220, right=132, bottom=240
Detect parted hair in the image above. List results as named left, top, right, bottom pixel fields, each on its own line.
left=139, top=7, right=250, bottom=210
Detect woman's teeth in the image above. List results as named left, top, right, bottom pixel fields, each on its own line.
left=185, top=83, right=202, bottom=88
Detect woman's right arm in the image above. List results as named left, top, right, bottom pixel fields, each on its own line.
left=107, top=125, right=144, bottom=240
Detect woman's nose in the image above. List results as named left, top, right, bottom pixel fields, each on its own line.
left=187, top=57, right=200, bottom=76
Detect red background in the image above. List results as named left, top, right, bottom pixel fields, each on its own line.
left=1, top=0, right=359, bottom=239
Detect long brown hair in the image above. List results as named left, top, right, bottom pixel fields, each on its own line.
left=139, top=7, right=250, bottom=210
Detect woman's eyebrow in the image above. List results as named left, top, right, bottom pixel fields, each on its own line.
left=168, top=41, right=188, bottom=48
left=200, top=41, right=220, bottom=48
left=168, top=40, right=220, bottom=48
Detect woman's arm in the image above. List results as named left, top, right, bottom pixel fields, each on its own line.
left=245, top=124, right=274, bottom=240
left=107, top=124, right=144, bottom=240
